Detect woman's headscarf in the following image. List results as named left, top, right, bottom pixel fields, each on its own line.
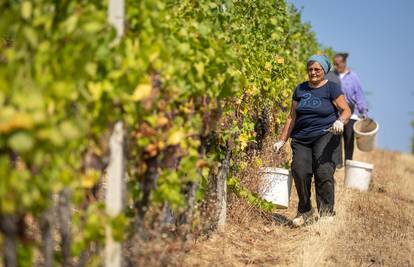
left=307, top=55, right=331, bottom=74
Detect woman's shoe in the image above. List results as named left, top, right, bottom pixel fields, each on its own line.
left=292, top=208, right=316, bottom=227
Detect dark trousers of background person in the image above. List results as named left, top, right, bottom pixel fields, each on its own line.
left=291, top=133, right=340, bottom=216
left=343, top=119, right=357, bottom=160
left=333, top=119, right=357, bottom=167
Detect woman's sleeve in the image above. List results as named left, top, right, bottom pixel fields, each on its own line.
left=351, top=75, right=368, bottom=115
left=329, top=83, right=343, bottom=100
left=292, top=86, right=299, bottom=101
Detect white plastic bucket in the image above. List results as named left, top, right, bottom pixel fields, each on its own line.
left=344, top=160, right=374, bottom=191
left=259, top=167, right=292, bottom=208
left=353, top=119, right=379, bottom=152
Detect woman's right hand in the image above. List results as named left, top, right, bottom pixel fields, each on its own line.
left=331, top=119, right=344, bottom=135
left=273, top=140, right=286, bottom=153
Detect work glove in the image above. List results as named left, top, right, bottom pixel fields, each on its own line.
left=331, top=119, right=344, bottom=135
left=273, top=140, right=286, bottom=153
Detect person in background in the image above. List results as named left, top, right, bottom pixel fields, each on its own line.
left=273, top=55, right=351, bottom=226
left=325, top=67, right=341, bottom=87
left=333, top=53, right=368, bottom=161
left=325, top=66, right=343, bottom=168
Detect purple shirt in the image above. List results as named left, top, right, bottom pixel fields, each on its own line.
left=340, top=71, right=368, bottom=117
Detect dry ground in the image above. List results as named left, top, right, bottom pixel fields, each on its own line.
left=173, top=149, right=414, bottom=267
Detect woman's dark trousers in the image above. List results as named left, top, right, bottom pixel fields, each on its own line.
left=291, top=133, right=340, bottom=216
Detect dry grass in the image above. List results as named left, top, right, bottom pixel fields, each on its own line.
left=175, top=148, right=414, bottom=267
left=317, top=150, right=414, bottom=267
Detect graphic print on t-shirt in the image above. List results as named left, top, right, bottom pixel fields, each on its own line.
left=296, top=93, right=322, bottom=109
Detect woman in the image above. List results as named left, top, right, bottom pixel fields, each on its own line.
left=273, top=55, right=351, bottom=226
left=333, top=53, right=368, bottom=160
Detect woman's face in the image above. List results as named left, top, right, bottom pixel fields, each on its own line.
left=307, top=62, right=325, bottom=84
left=333, top=56, right=347, bottom=73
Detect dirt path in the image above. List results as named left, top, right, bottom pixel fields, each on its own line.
left=177, top=150, right=414, bottom=266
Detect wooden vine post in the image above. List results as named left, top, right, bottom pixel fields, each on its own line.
left=105, top=122, right=125, bottom=267
left=105, top=1, right=125, bottom=266
left=217, top=149, right=231, bottom=230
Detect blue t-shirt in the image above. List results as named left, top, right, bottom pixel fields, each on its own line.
left=290, top=81, right=343, bottom=142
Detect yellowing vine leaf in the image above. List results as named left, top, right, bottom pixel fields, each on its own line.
left=131, top=83, right=152, bottom=102
left=81, top=170, right=100, bottom=189
left=88, top=82, right=104, bottom=100
left=195, top=62, right=205, bottom=77
left=64, top=15, right=79, bottom=34
left=21, top=1, right=32, bottom=20
left=167, top=129, right=185, bottom=145
left=239, top=133, right=249, bottom=150
left=157, top=115, right=169, bottom=127
left=276, top=56, right=285, bottom=64
left=0, top=110, right=34, bottom=133
left=145, top=144, right=158, bottom=157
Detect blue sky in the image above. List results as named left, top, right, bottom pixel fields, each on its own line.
left=287, top=0, right=414, bottom=153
